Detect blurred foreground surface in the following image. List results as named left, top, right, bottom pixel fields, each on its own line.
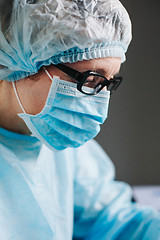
left=133, top=185, right=160, bottom=211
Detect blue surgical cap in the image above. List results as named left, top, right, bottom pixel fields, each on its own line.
left=0, top=0, right=132, bottom=81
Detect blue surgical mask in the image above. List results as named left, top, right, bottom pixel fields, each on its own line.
left=12, top=68, right=110, bottom=151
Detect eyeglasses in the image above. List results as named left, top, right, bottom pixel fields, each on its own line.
left=54, top=63, right=123, bottom=95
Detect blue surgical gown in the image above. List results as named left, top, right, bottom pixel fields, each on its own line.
left=0, top=126, right=160, bottom=240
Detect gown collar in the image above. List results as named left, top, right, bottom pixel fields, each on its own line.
left=0, top=127, right=42, bottom=160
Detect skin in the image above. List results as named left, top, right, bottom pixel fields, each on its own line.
left=0, top=57, right=121, bottom=135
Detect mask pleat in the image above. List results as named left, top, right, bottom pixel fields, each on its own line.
left=40, top=109, right=102, bottom=131
left=34, top=115, right=99, bottom=141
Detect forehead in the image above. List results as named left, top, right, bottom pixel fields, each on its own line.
left=64, top=57, right=121, bottom=75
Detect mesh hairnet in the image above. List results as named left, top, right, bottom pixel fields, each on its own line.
left=0, top=0, right=132, bottom=81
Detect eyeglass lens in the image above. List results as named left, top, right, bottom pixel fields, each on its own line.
left=81, top=75, right=106, bottom=94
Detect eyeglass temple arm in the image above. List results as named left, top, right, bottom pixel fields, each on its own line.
left=54, top=64, right=84, bottom=82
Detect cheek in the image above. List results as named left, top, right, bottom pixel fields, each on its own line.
left=31, top=79, right=51, bottom=115
left=16, top=78, right=51, bottom=115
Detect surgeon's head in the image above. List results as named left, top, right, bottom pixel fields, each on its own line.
left=0, top=0, right=131, bottom=149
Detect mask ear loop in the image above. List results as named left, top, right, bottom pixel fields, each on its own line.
left=12, top=68, right=52, bottom=114
left=43, top=67, right=53, bottom=82
left=12, top=81, right=26, bottom=114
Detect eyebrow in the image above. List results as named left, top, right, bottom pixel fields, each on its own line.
left=95, top=68, right=120, bottom=77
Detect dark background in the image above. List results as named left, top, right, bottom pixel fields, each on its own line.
left=96, top=1, right=160, bottom=185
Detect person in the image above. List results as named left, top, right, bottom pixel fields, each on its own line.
left=0, top=0, right=160, bottom=239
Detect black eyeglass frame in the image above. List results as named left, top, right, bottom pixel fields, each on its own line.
left=53, top=63, right=123, bottom=95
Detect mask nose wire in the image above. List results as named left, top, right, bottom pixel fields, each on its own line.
left=12, top=81, right=26, bottom=114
